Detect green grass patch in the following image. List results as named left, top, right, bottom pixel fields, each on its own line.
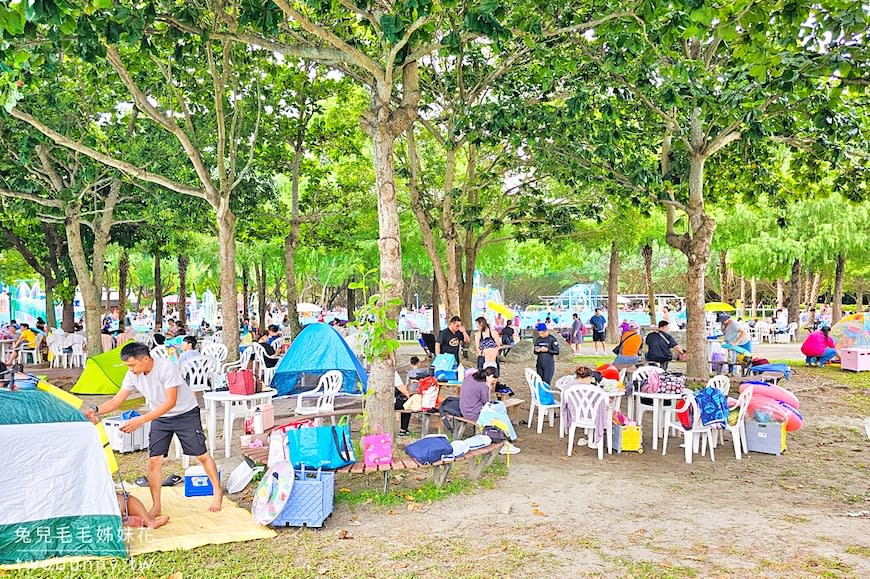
left=335, top=457, right=508, bottom=508
left=846, top=545, right=870, bottom=557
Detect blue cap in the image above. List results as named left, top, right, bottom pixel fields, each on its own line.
left=535, top=323, right=547, bottom=331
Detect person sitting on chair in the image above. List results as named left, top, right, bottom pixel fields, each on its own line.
left=611, top=322, right=643, bottom=369
left=644, top=321, right=684, bottom=371
left=4, top=323, right=37, bottom=367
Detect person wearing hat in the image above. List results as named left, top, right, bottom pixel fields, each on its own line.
left=800, top=324, right=837, bottom=366
left=718, top=313, right=752, bottom=353
left=611, top=321, right=643, bottom=369
left=533, top=323, right=559, bottom=385
left=645, top=320, right=684, bottom=370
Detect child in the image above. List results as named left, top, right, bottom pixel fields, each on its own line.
left=395, top=356, right=429, bottom=436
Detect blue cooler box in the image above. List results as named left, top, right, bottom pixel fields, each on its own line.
left=184, top=466, right=221, bottom=497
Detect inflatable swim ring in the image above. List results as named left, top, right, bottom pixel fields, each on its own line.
left=251, top=461, right=295, bottom=525
left=739, top=381, right=800, bottom=409
left=747, top=394, right=804, bottom=432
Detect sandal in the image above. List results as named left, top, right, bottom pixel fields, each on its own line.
left=134, top=476, right=149, bottom=487
left=162, top=474, right=183, bottom=487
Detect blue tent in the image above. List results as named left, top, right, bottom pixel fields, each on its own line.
left=272, top=323, right=367, bottom=396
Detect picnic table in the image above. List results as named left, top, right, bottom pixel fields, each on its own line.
left=204, top=388, right=277, bottom=458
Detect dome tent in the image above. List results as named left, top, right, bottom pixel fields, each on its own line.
left=271, top=323, right=367, bottom=396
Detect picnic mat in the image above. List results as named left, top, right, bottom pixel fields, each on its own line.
left=1, top=488, right=275, bottom=570
left=126, top=486, right=275, bottom=555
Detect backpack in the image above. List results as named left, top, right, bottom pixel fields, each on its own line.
left=438, top=396, right=462, bottom=432
left=418, top=376, right=440, bottom=411
left=482, top=425, right=508, bottom=443
left=405, top=435, right=453, bottom=465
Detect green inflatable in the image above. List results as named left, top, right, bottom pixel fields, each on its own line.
left=70, top=341, right=133, bottom=395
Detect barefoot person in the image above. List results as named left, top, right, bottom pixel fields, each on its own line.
left=84, top=342, right=222, bottom=514
left=117, top=491, right=170, bottom=529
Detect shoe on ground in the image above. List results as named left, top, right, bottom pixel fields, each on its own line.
left=398, top=430, right=411, bottom=437
left=500, top=443, right=521, bottom=455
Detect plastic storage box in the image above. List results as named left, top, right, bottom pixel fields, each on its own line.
left=255, top=403, right=275, bottom=430
left=612, top=425, right=643, bottom=453
left=270, top=468, right=335, bottom=528
left=184, top=465, right=221, bottom=497
left=841, top=348, right=870, bottom=372
left=744, top=420, right=786, bottom=455
left=103, top=418, right=150, bottom=453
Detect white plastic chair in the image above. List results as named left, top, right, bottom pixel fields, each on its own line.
left=182, top=356, right=217, bottom=394
left=553, top=375, right=576, bottom=391
left=706, top=375, right=731, bottom=396
left=525, top=368, right=560, bottom=434
left=661, top=393, right=716, bottom=464
left=19, top=333, right=45, bottom=365
left=785, top=322, right=798, bottom=343
left=560, top=384, right=610, bottom=459
left=47, top=334, right=67, bottom=368
left=725, top=385, right=754, bottom=460
left=150, top=345, right=170, bottom=359
left=202, top=342, right=228, bottom=364
left=66, top=334, right=87, bottom=368
left=632, top=365, right=664, bottom=431
left=296, top=370, right=343, bottom=421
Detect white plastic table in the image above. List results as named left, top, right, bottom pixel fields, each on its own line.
left=632, top=391, right=683, bottom=451
left=203, top=388, right=276, bottom=458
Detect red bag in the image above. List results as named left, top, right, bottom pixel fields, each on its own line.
left=418, top=376, right=441, bottom=410
left=227, top=369, right=255, bottom=395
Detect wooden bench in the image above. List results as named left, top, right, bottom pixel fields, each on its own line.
left=242, top=441, right=505, bottom=493
left=336, top=442, right=505, bottom=491
left=399, top=398, right=526, bottom=438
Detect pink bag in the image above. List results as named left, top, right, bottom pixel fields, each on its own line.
left=640, top=371, right=661, bottom=394
left=362, top=427, right=393, bottom=468
left=227, top=369, right=255, bottom=395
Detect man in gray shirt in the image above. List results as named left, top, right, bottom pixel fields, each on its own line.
left=85, top=342, right=222, bottom=515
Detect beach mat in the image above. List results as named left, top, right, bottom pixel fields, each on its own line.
left=126, top=486, right=275, bottom=555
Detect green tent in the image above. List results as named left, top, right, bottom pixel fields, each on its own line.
left=70, top=341, right=132, bottom=395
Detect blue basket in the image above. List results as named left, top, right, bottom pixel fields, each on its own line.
left=270, top=468, right=335, bottom=528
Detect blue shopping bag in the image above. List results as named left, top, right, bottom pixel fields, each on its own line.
left=285, top=417, right=356, bottom=470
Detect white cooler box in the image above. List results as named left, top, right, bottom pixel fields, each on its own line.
left=104, top=417, right=150, bottom=453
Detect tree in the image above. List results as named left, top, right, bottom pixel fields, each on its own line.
left=513, top=2, right=869, bottom=376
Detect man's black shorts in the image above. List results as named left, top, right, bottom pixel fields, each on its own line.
left=149, top=406, right=207, bottom=458
left=592, top=329, right=606, bottom=342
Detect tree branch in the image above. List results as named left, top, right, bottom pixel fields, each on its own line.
left=273, top=0, right=384, bottom=79
left=9, top=109, right=207, bottom=199
left=0, top=187, right=62, bottom=208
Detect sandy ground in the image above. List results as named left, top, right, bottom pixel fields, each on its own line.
left=32, top=340, right=870, bottom=576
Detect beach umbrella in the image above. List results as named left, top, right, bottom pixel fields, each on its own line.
left=704, top=302, right=736, bottom=313
left=830, top=312, right=870, bottom=354
left=486, top=300, right=514, bottom=318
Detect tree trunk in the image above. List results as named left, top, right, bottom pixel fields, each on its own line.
left=803, top=270, right=811, bottom=308
left=739, top=276, right=746, bottom=319
left=44, top=280, right=56, bottom=330
left=66, top=212, right=104, bottom=355
left=347, top=279, right=356, bottom=323
left=177, top=254, right=188, bottom=326
left=833, top=254, right=846, bottom=324
left=284, top=233, right=301, bottom=339
left=257, top=257, right=267, bottom=333
left=607, top=241, right=619, bottom=342
left=642, top=243, right=656, bottom=326
left=750, top=277, right=757, bottom=319
left=241, top=263, right=250, bottom=322
left=118, top=250, right=129, bottom=330
left=61, top=299, right=75, bottom=333
left=459, top=245, right=476, bottom=328
left=810, top=272, right=821, bottom=309
left=361, top=105, right=411, bottom=436
left=154, top=253, right=163, bottom=332
left=664, top=150, right=716, bottom=379
left=785, top=259, right=801, bottom=325
left=776, top=280, right=784, bottom=309
left=719, top=250, right=729, bottom=302
left=432, top=271, right=440, bottom=333
left=857, top=279, right=865, bottom=310
left=217, top=207, right=240, bottom=360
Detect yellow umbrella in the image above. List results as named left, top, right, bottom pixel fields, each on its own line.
left=705, top=302, right=736, bottom=313
left=486, top=300, right=514, bottom=318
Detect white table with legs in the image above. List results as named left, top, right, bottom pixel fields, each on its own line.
left=203, top=388, right=276, bottom=458
left=632, top=391, right=684, bottom=451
